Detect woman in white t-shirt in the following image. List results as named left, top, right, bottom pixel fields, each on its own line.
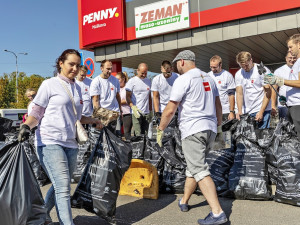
left=116, top=71, right=132, bottom=140
left=18, top=49, right=103, bottom=225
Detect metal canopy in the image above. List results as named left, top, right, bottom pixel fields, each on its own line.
left=120, top=28, right=300, bottom=73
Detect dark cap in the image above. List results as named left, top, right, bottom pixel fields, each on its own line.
left=172, top=50, right=195, bottom=63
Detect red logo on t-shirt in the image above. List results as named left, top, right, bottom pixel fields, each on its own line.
left=218, top=81, right=221, bottom=84
left=111, top=87, right=114, bottom=91
left=291, top=70, right=293, bottom=73
left=85, top=88, right=88, bottom=91
left=80, top=100, right=83, bottom=104
left=147, top=87, right=150, bottom=90
left=203, top=82, right=211, bottom=91
left=251, top=80, right=254, bottom=84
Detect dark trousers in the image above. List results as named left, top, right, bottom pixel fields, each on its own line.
left=287, top=105, right=300, bottom=139
left=122, top=114, right=132, bottom=140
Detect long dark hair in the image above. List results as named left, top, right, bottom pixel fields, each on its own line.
left=53, top=49, right=81, bottom=76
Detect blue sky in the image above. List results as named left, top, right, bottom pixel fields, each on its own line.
left=0, top=1, right=154, bottom=78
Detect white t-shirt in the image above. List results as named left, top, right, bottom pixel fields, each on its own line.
left=170, top=68, right=219, bottom=139
left=33, top=77, right=83, bottom=148
left=75, top=77, right=93, bottom=116
left=90, top=75, right=120, bottom=112
left=274, top=64, right=293, bottom=108
left=28, top=101, right=34, bottom=115
left=286, top=58, right=300, bottom=106
left=208, top=70, right=235, bottom=114
left=235, top=64, right=272, bottom=114
left=151, top=72, right=178, bottom=112
left=125, top=76, right=152, bottom=114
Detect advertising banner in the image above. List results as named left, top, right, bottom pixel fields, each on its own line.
left=134, top=0, right=190, bottom=38
left=78, top=0, right=125, bottom=49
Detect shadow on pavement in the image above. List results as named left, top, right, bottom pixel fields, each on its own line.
left=220, top=197, right=234, bottom=225
left=73, top=194, right=177, bottom=225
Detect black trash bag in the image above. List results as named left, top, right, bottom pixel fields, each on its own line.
left=4, top=131, right=18, bottom=143
left=157, top=132, right=186, bottom=194
left=71, top=127, right=132, bottom=223
left=272, top=120, right=300, bottom=206
left=0, top=141, right=46, bottom=225
left=161, top=162, right=186, bottom=193
left=72, top=141, right=91, bottom=183
left=22, top=139, right=49, bottom=186
left=130, top=135, right=146, bottom=159
left=0, top=118, right=13, bottom=141
left=256, top=128, right=278, bottom=184
left=229, top=116, right=272, bottom=200
left=206, top=147, right=235, bottom=197
left=144, top=138, right=162, bottom=167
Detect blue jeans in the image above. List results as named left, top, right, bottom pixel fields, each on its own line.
left=37, top=145, right=78, bottom=225
left=278, top=107, right=288, bottom=120
left=249, top=110, right=271, bottom=129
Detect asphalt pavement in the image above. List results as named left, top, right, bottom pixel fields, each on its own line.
left=40, top=184, right=300, bottom=225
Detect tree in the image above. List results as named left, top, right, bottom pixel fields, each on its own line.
left=0, top=72, right=46, bottom=109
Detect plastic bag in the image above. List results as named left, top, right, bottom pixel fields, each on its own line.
left=72, top=140, right=91, bottom=183
left=0, top=118, right=13, bottom=141
left=273, top=120, right=300, bottom=206
left=130, top=135, right=146, bottom=159
left=156, top=129, right=186, bottom=193
left=256, top=128, right=277, bottom=184
left=23, top=138, right=49, bottom=186
left=0, top=141, right=46, bottom=225
left=71, top=127, right=132, bottom=223
left=206, top=147, right=235, bottom=197
left=229, top=116, right=272, bottom=200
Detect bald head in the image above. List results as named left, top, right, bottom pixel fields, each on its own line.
left=176, top=59, right=196, bottom=75
left=137, top=63, right=148, bottom=79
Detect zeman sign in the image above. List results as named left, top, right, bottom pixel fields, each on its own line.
left=78, top=0, right=125, bottom=50
left=134, top=0, right=190, bottom=38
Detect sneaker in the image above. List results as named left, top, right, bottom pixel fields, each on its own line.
left=197, top=212, right=228, bottom=225
left=178, top=198, right=190, bottom=212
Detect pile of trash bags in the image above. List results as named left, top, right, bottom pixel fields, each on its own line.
left=131, top=126, right=186, bottom=194
left=129, top=115, right=300, bottom=207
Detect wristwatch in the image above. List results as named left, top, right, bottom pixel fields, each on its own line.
left=230, top=110, right=235, bottom=114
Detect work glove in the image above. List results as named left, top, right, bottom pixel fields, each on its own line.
left=212, top=125, right=226, bottom=150
left=153, top=112, right=162, bottom=125
left=18, top=124, right=31, bottom=142
left=156, top=127, right=164, bottom=147
left=279, top=95, right=287, bottom=106
left=131, top=105, right=143, bottom=119
left=264, top=73, right=284, bottom=87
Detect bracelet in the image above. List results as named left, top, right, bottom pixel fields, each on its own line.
left=230, top=110, right=235, bottom=114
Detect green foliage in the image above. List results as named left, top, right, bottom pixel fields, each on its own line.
left=0, top=72, right=46, bottom=109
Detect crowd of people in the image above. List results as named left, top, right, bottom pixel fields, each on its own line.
left=16, top=32, right=300, bottom=225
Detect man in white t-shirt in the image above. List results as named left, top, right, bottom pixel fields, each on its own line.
left=75, top=65, right=93, bottom=117
left=157, top=50, right=227, bottom=225
left=272, top=52, right=296, bottom=119
left=90, top=60, right=121, bottom=129
left=151, top=60, right=178, bottom=123
left=235, top=51, right=272, bottom=129
left=208, top=55, right=236, bottom=121
left=126, top=63, right=152, bottom=136
left=264, top=34, right=300, bottom=138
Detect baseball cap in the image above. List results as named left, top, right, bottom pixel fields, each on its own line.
left=172, top=50, right=195, bottom=63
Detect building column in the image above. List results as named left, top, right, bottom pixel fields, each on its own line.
left=111, top=61, right=122, bottom=76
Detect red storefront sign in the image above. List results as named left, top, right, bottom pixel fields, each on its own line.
left=78, top=0, right=125, bottom=50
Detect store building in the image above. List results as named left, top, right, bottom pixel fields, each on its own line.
left=78, top=0, right=300, bottom=75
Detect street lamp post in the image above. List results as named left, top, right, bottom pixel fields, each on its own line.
left=4, top=50, right=28, bottom=104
